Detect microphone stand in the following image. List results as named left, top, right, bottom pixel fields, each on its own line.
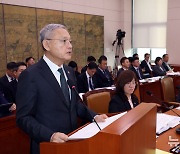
left=67, top=80, right=101, bottom=131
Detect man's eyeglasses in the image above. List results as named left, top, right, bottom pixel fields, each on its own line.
left=46, top=39, right=72, bottom=45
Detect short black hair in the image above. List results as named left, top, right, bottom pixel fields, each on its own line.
left=68, top=61, right=77, bottom=68
left=144, top=53, right=150, bottom=58
left=87, top=56, right=96, bottom=62
left=162, top=54, right=168, bottom=59
left=87, top=62, right=98, bottom=69
left=133, top=53, right=138, bottom=58
left=98, top=55, right=107, bottom=64
left=128, top=57, right=133, bottom=63
left=7, top=62, right=17, bottom=70
left=155, top=57, right=162, bottom=65
left=14, top=62, right=27, bottom=71
left=120, top=57, right=128, bottom=65
left=131, top=57, right=139, bottom=63
left=26, top=57, right=35, bottom=63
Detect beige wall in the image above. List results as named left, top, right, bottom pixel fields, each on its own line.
left=2, top=0, right=132, bottom=67
left=167, top=0, right=180, bottom=64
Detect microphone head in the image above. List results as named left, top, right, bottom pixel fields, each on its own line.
left=146, top=91, right=153, bottom=96
left=67, top=79, right=75, bottom=89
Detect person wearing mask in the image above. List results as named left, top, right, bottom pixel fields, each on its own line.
left=109, top=70, right=139, bottom=113
left=16, top=24, right=107, bottom=154
left=77, top=62, right=98, bottom=93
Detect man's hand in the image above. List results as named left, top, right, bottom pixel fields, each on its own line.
left=50, top=132, right=68, bottom=143
left=9, top=103, right=16, bottom=111
left=94, top=114, right=108, bottom=122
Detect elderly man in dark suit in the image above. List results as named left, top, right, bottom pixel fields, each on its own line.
left=77, top=62, right=98, bottom=93
left=16, top=24, right=107, bottom=154
left=162, top=54, right=172, bottom=71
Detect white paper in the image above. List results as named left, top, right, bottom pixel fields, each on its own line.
left=68, top=112, right=127, bottom=140
left=167, top=71, right=180, bottom=76
left=156, top=113, right=180, bottom=135
left=176, top=106, right=180, bottom=110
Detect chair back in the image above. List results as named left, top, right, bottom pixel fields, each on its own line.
left=86, top=91, right=111, bottom=113
left=161, top=77, right=175, bottom=102
left=134, top=84, right=141, bottom=102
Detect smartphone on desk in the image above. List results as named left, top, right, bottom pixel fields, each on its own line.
left=170, top=144, right=180, bottom=154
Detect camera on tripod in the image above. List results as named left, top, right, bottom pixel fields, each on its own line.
left=112, top=29, right=126, bottom=46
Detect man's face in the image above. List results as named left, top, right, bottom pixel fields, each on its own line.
left=27, top=58, right=35, bottom=66
left=87, top=68, right=96, bottom=77
left=15, top=65, right=27, bottom=79
left=132, top=60, right=140, bottom=67
left=122, top=59, right=130, bottom=69
left=164, top=55, right=169, bottom=62
left=145, top=55, right=150, bottom=61
left=99, top=60, right=107, bottom=70
left=43, top=28, right=72, bottom=65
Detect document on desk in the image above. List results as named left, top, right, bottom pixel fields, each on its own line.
left=156, top=113, right=180, bottom=135
left=176, top=106, right=180, bottom=110
left=68, top=112, right=127, bottom=140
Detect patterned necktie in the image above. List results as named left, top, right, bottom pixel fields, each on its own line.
left=89, top=77, right=94, bottom=90
left=58, top=68, right=70, bottom=106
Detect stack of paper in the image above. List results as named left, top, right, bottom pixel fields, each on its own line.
left=156, top=113, right=180, bottom=135
left=68, top=112, right=127, bottom=140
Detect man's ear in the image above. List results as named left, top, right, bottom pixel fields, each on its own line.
left=42, top=40, right=50, bottom=51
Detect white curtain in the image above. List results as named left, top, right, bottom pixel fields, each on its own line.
left=133, top=0, right=167, bottom=48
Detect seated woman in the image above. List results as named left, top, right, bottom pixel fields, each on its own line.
left=152, top=57, right=167, bottom=77
left=108, top=70, right=139, bottom=113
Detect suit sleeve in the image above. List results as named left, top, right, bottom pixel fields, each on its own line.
left=16, top=70, right=54, bottom=143
left=109, top=96, right=123, bottom=113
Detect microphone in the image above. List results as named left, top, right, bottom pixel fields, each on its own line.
left=146, top=91, right=180, bottom=117
left=67, top=79, right=101, bottom=130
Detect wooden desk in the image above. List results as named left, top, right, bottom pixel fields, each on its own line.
left=156, top=109, right=180, bottom=152
left=0, top=114, right=30, bottom=154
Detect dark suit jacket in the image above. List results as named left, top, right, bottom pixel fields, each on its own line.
left=0, top=90, right=9, bottom=105
left=16, top=58, right=96, bottom=154
left=77, top=72, right=97, bottom=93
left=140, top=60, right=152, bottom=74
left=162, top=62, right=171, bottom=71
left=0, top=75, right=13, bottom=103
left=117, top=68, right=126, bottom=77
left=130, top=66, right=145, bottom=80
left=108, top=93, right=139, bottom=113
left=152, top=65, right=166, bottom=76
left=94, top=68, right=113, bottom=88
left=10, top=79, right=18, bottom=103
left=81, top=65, right=88, bottom=74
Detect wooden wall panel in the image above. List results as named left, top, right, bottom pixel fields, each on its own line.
left=63, top=12, right=86, bottom=66
left=0, top=4, right=6, bottom=77
left=4, top=5, right=38, bottom=63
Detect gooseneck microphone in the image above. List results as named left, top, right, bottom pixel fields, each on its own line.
left=146, top=91, right=180, bottom=117
left=67, top=79, right=101, bottom=130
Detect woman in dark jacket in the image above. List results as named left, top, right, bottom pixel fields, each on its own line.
left=108, top=70, right=139, bottom=113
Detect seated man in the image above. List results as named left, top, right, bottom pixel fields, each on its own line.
left=153, top=57, right=167, bottom=77
left=117, top=57, right=130, bottom=77
left=77, top=62, right=98, bottom=93
left=130, top=57, right=145, bottom=80
left=94, top=55, right=113, bottom=88
left=140, top=53, right=152, bottom=78
left=81, top=56, right=96, bottom=73
left=162, top=54, right=172, bottom=72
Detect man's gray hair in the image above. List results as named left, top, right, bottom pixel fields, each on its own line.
left=39, top=24, right=67, bottom=42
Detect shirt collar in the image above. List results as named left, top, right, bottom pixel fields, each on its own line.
left=43, top=55, right=63, bottom=73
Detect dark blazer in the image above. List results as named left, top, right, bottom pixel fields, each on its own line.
left=94, top=68, right=113, bottom=88
left=130, top=66, right=145, bottom=80
left=0, top=90, right=9, bottom=105
left=108, top=93, right=139, bottom=113
left=16, top=58, right=96, bottom=154
left=77, top=72, right=97, bottom=93
left=162, top=62, right=171, bottom=71
left=152, top=65, right=166, bottom=76
left=117, top=68, right=126, bottom=77
left=10, top=79, right=18, bottom=103
left=140, top=60, right=152, bottom=74
left=81, top=65, right=88, bottom=74
left=0, top=75, right=13, bottom=103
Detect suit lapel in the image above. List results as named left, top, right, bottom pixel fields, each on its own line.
left=37, top=59, right=69, bottom=108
